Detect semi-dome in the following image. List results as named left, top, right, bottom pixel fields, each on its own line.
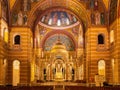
left=40, top=10, right=78, bottom=27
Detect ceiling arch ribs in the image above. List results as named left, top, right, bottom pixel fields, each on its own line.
left=28, top=0, right=90, bottom=30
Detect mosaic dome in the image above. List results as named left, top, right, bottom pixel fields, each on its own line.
left=40, top=10, right=78, bottom=27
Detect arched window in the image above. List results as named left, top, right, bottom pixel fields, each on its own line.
left=14, top=35, right=20, bottom=44
left=13, top=60, right=20, bottom=86
left=98, top=60, right=105, bottom=76
left=98, top=34, right=104, bottom=44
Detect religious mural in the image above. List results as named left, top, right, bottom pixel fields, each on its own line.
left=109, top=0, right=118, bottom=24
left=1, top=0, right=7, bottom=21
left=40, top=11, right=78, bottom=27
left=23, top=0, right=41, bottom=12
left=12, top=11, right=28, bottom=26
left=44, top=34, right=75, bottom=51
left=39, top=27, right=46, bottom=36
left=89, top=0, right=106, bottom=25
left=23, top=0, right=31, bottom=11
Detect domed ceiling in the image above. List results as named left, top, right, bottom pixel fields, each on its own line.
left=40, top=10, right=78, bottom=27
left=10, top=0, right=108, bottom=30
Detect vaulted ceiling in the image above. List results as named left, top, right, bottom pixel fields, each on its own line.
left=9, top=0, right=110, bottom=10
left=9, top=0, right=112, bottom=30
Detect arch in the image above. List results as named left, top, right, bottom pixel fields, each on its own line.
left=98, top=60, right=105, bottom=76
left=40, top=30, right=77, bottom=49
left=35, top=7, right=82, bottom=29
left=13, top=60, right=20, bottom=86
left=14, top=35, right=20, bottom=44
left=98, top=34, right=104, bottom=44
left=28, top=0, right=90, bottom=30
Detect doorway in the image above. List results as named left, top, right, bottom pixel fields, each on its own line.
left=13, top=60, right=20, bottom=86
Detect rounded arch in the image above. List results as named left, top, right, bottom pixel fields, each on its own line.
left=14, top=34, right=21, bottom=44
left=98, top=60, right=106, bottom=76
left=12, top=60, right=20, bottom=86
left=40, top=30, right=77, bottom=49
left=98, top=34, right=105, bottom=44
left=34, top=7, right=83, bottom=29
left=13, top=60, right=20, bottom=68
left=28, top=0, right=91, bottom=29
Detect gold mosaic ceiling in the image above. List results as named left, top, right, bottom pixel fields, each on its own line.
left=10, top=0, right=109, bottom=29
left=10, top=0, right=109, bottom=10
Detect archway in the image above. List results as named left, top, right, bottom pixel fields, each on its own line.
left=53, top=59, right=65, bottom=81
left=13, top=60, right=20, bottom=86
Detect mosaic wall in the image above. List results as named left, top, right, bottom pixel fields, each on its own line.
left=40, top=11, right=78, bottom=27
left=44, top=34, right=75, bottom=51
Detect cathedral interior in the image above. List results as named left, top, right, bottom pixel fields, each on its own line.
left=0, top=0, right=120, bottom=88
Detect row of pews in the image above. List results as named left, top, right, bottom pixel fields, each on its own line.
left=0, top=85, right=120, bottom=90
left=0, top=86, right=53, bottom=90
left=65, top=86, right=120, bottom=90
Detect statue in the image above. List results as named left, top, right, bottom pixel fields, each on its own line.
left=17, top=11, right=23, bottom=26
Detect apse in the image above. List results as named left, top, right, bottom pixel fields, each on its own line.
left=44, top=34, right=75, bottom=51
left=40, top=10, right=78, bottom=27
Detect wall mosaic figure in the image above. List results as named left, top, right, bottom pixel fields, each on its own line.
left=100, top=13, right=105, bottom=25
left=94, top=0, right=99, bottom=10
left=23, top=0, right=28, bottom=11
left=90, top=0, right=94, bottom=9
left=17, top=11, right=23, bottom=26
left=95, top=12, right=100, bottom=25
left=23, top=14, right=28, bottom=25
left=39, top=27, right=46, bottom=36
left=52, top=12, right=58, bottom=25
left=91, top=13, right=95, bottom=25
left=40, top=11, right=77, bottom=27
left=12, top=12, right=18, bottom=25
left=72, top=27, right=79, bottom=36
left=60, top=12, right=66, bottom=25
